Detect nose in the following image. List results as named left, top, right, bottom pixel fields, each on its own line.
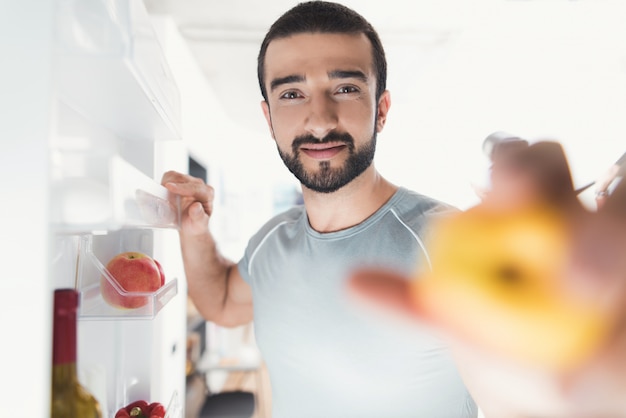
left=304, top=94, right=338, bottom=139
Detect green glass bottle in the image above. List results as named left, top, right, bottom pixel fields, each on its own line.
left=51, top=289, right=102, bottom=418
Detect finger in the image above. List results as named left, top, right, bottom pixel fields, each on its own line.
left=577, top=178, right=626, bottom=283
left=161, top=171, right=209, bottom=196
left=347, top=269, right=421, bottom=319
left=568, top=178, right=626, bottom=311
left=595, top=163, right=623, bottom=195
left=161, top=170, right=190, bottom=186
left=188, top=201, right=206, bottom=220
left=203, top=191, right=214, bottom=216
left=488, top=137, right=529, bottom=162
left=163, top=179, right=208, bottom=198
left=600, top=178, right=626, bottom=217
left=596, top=194, right=609, bottom=210
left=162, top=176, right=214, bottom=216
left=181, top=201, right=210, bottom=236
left=488, top=141, right=579, bottom=210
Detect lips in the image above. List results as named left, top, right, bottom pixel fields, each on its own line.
left=300, top=143, right=348, bottom=159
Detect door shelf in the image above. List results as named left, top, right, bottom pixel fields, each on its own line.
left=77, top=235, right=178, bottom=321
left=51, top=153, right=181, bottom=233
left=55, top=0, right=181, bottom=141
left=165, top=390, right=183, bottom=418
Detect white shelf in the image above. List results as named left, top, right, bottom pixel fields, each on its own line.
left=51, top=153, right=181, bottom=233
left=165, top=390, right=183, bottom=418
left=54, top=0, right=181, bottom=141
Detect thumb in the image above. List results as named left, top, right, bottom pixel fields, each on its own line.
left=189, top=201, right=206, bottom=220
left=182, top=201, right=209, bottom=235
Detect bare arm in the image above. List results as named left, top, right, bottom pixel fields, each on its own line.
left=162, top=170, right=253, bottom=327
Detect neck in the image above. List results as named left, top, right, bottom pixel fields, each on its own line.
left=301, top=165, right=397, bottom=233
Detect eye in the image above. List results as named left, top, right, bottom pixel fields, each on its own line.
left=336, top=85, right=359, bottom=94
left=279, top=90, right=303, bottom=100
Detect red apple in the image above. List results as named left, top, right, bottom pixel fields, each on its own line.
left=154, top=259, right=165, bottom=287
left=100, top=252, right=165, bottom=309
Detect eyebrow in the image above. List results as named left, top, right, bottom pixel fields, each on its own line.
left=328, top=70, right=368, bottom=83
left=269, top=70, right=369, bottom=92
left=270, top=75, right=305, bottom=92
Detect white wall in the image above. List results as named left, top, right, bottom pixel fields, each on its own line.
left=376, top=1, right=626, bottom=210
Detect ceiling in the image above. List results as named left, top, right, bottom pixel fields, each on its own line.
left=143, top=0, right=504, bottom=133
left=143, top=0, right=626, bottom=133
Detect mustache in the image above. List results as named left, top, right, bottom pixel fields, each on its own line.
left=292, top=132, right=355, bottom=152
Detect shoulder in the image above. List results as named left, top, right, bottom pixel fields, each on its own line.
left=387, top=188, right=459, bottom=237
left=247, top=205, right=306, bottom=249
left=393, top=188, right=458, bottom=220
left=239, top=205, right=306, bottom=281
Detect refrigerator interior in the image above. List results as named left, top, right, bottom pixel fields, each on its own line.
left=0, top=0, right=206, bottom=416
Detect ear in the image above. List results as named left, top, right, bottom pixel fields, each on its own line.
left=260, top=100, right=275, bottom=139
left=375, top=90, right=391, bottom=133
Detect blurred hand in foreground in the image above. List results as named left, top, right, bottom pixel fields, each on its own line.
left=348, top=141, right=626, bottom=418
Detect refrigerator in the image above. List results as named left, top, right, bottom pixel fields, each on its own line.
left=1, top=1, right=218, bottom=416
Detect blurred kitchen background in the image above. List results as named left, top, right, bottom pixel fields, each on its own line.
left=144, top=0, right=626, bottom=212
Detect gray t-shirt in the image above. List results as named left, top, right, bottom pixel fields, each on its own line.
left=238, top=187, right=477, bottom=418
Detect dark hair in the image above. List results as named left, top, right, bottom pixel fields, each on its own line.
left=257, top=1, right=387, bottom=102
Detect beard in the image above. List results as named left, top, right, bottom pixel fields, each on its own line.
left=277, top=130, right=377, bottom=193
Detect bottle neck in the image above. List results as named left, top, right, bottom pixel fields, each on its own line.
left=52, top=290, right=78, bottom=365
left=52, top=362, right=79, bottom=385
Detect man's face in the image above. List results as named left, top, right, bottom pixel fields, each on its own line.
left=261, top=32, right=390, bottom=193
